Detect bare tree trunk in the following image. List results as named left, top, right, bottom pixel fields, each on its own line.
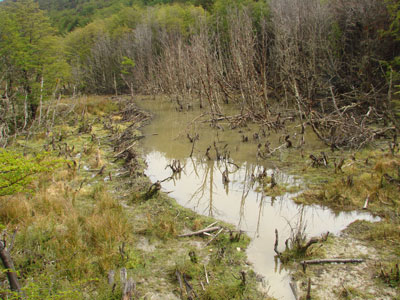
left=0, top=241, right=21, bottom=292
left=38, top=76, right=44, bottom=126
left=23, top=92, right=28, bottom=130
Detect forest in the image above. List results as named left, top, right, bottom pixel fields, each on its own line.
left=0, top=0, right=400, bottom=299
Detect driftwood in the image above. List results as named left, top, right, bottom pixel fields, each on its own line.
left=178, top=226, right=220, bottom=237
left=301, top=258, right=364, bottom=266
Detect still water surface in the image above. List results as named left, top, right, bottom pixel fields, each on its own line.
left=137, top=97, right=378, bottom=299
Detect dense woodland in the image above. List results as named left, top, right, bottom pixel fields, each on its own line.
left=0, top=0, right=399, bottom=148
left=1, top=0, right=400, bottom=299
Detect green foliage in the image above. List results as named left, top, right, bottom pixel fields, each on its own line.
left=0, top=0, right=70, bottom=130
left=0, top=274, right=83, bottom=299
left=121, top=56, right=136, bottom=75
left=0, top=150, right=63, bottom=196
left=152, top=3, right=207, bottom=35
left=212, top=0, right=269, bottom=24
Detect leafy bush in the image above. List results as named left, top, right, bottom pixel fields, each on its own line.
left=0, top=150, right=63, bottom=196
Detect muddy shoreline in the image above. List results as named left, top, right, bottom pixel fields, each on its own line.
left=135, top=95, right=400, bottom=300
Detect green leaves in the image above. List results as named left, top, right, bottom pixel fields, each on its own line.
left=0, top=150, right=63, bottom=196
left=0, top=0, right=71, bottom=130
left=121, top=56, right=136, bottom=75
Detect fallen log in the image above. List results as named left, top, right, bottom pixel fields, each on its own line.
left=300, top=258, right=364, bottom=266
left=178, top=226, right=220, bottom=237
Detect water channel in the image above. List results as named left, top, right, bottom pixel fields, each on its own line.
left=137, top=96, right=378, bottom=299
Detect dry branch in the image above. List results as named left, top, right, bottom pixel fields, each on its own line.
left=178, top=226, right=220, bottom=237
left=175, top=269, right=184, bottom=299
left=300, top=258, right=364, bottom=266
left=204, top=228, right=224, bottom=247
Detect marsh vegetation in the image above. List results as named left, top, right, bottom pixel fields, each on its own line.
left=1, top=0, right=400, bottom=299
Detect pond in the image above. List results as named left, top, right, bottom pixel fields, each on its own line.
left=137, top=96, right=378, bottom=300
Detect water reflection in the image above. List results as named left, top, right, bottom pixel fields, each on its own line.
left=144, top=151, right=378, bottom=300
left=137, top=97, right=378, bottom=299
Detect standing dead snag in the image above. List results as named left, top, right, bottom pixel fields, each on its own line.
left=120, top=268, right=135, bottom=300
left=122, top=278, right=135, bottom=300
left=0, top=239, right=21, bottom=292
left=306, top=278, right=311, bottom=300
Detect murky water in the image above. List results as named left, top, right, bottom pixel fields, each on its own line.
left=136, top=97, right=378, bottom=300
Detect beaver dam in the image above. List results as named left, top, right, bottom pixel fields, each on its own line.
left=137, top=96, right=380, bottom=299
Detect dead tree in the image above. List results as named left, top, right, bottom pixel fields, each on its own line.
left=0, top=238, right=21, bottom=292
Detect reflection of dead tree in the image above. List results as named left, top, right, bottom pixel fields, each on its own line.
left=213, top=141, right=229, bottom=161
left=187, top=133, right=199, bottom=143
left=255, top=192, right=266, bottom=238
left=222, top=168, right=229, bottom=185
left=187, top=161, right=220, bottom=217
left=205, top=146, right=212, bottom=160
left=208, top=162, right=215, bottom=217
left=238, top=164, right=253, bottom=229
left=189, top=164, right=210, bottom=206
left=166, top=160, right=182, bottom=173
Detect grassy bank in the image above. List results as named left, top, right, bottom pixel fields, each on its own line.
left=0, top=96, right=267, bottom=299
